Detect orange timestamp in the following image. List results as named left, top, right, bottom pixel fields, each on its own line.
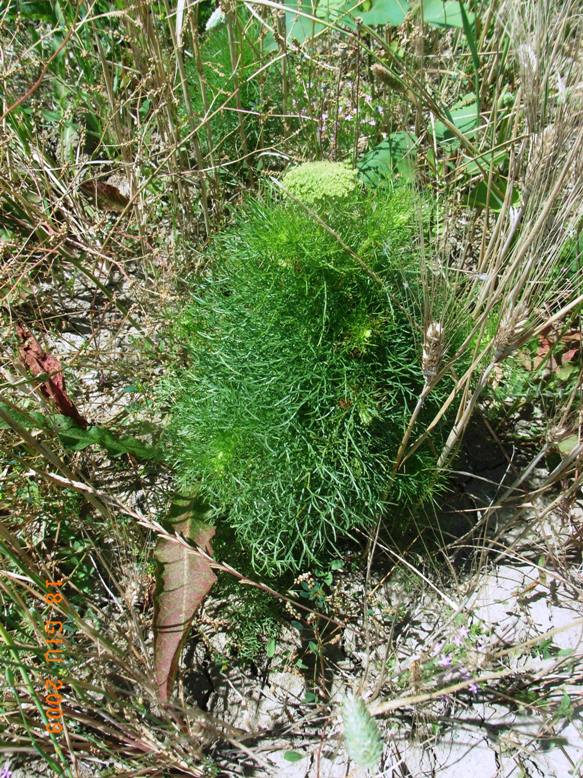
left=42, top=579, right=67, bottom=735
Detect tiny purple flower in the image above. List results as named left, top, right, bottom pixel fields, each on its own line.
left=0, top=761, right=12, bottom=778
left=468, top=683, right=479, bottom=694
left=438, top=654, right=452, bottom=668
left=453, top=626, right=469, bottom=646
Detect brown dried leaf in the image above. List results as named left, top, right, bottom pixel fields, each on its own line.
left=16, top=323, right=88, bottom=428
left=80, top=180, right=130, bottom=213
left=154, top=495, right=217, bottom=702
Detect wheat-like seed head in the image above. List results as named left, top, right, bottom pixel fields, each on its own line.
left=370, top=63, right=408, bottom=95
left=342, top=692, right=383, bottom=770
left=494, top=302, right=529, bottom=362
left=422, top=321, right=444, bottom=381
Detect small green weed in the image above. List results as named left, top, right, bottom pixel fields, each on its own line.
left=214, top=583, right=281, bottom=665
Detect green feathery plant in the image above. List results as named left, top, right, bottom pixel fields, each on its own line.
left=161, top=173, right=456, bottom=574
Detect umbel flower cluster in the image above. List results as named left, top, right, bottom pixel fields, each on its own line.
left=281, top=160, right=359, bottom=204
left=163, top=165, right=448, bottom=573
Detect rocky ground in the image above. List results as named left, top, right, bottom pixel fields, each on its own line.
left=201, top=500, right=583, bottom=777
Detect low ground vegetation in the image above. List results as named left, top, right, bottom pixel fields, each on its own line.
left=0, top=1, right=581, bottom=776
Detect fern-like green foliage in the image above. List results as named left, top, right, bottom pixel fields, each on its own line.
left=162, top=184, right=447, bottom=574
left=282, top=161, right=359, bottom=204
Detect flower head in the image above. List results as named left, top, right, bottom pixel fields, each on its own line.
left=342, top=693, right=383, bottom=770
left=0, top=761, right=12, bottom=778
left=281, top=161, right=359, bottom=205
left=453, top=626, right=469, bottom=646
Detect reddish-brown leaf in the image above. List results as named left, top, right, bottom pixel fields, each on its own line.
left=16, top=324, right=88, bottom=428
left=532, top=326, right=582, bottom=373
left=536, top=336, right=552, bottom=358
left=80, top=180, right=130, bottom=213
left=562, top=347, right=579, bottom=364
left=154, top=495, right=217, bottom=702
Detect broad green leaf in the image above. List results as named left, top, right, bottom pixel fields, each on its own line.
left=264, top=1, right=323, bottom=53
left=93, top=428, right=161, bottom=460
left=422, top=0, right=473, bottom=28
left=60, top=121, right=78, bottom=162
left=265, top=0, right=407, bottom=50
left=459, top=0, right=480, bottom=112
left=42, top=109, right=61, bottom=122
left=320, top=0, right=408, bottom=27
left=434, top=94, right=479, bottom=140
left=463, top=148, right=508, bottom=175
left=0, top=402, right=47, bottom=431
left=358, top=131, right=417, bottom=185
left=318, top=0, right=348, bottom=18
left=555, top=363, right=576, bottom=381
left=55, top=418, right=161, bottom=460
left=358, top=0, right=409, bottom=26
left=0, top=403, right=160, bottom=461
left=466, top=178, right=520, bottom=211
left=154, top=495, right=217, bottom=702
left=284, top=751, right=305, bottom=762
left=266, top=637, right=277, bottom=657
left=288, top=0, right=322, bottom=41
left=459, top=1, right=479, bottom=72
left=557, top=435, right=578, bottom=455
left=58, top=425, right=101, bottom=452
